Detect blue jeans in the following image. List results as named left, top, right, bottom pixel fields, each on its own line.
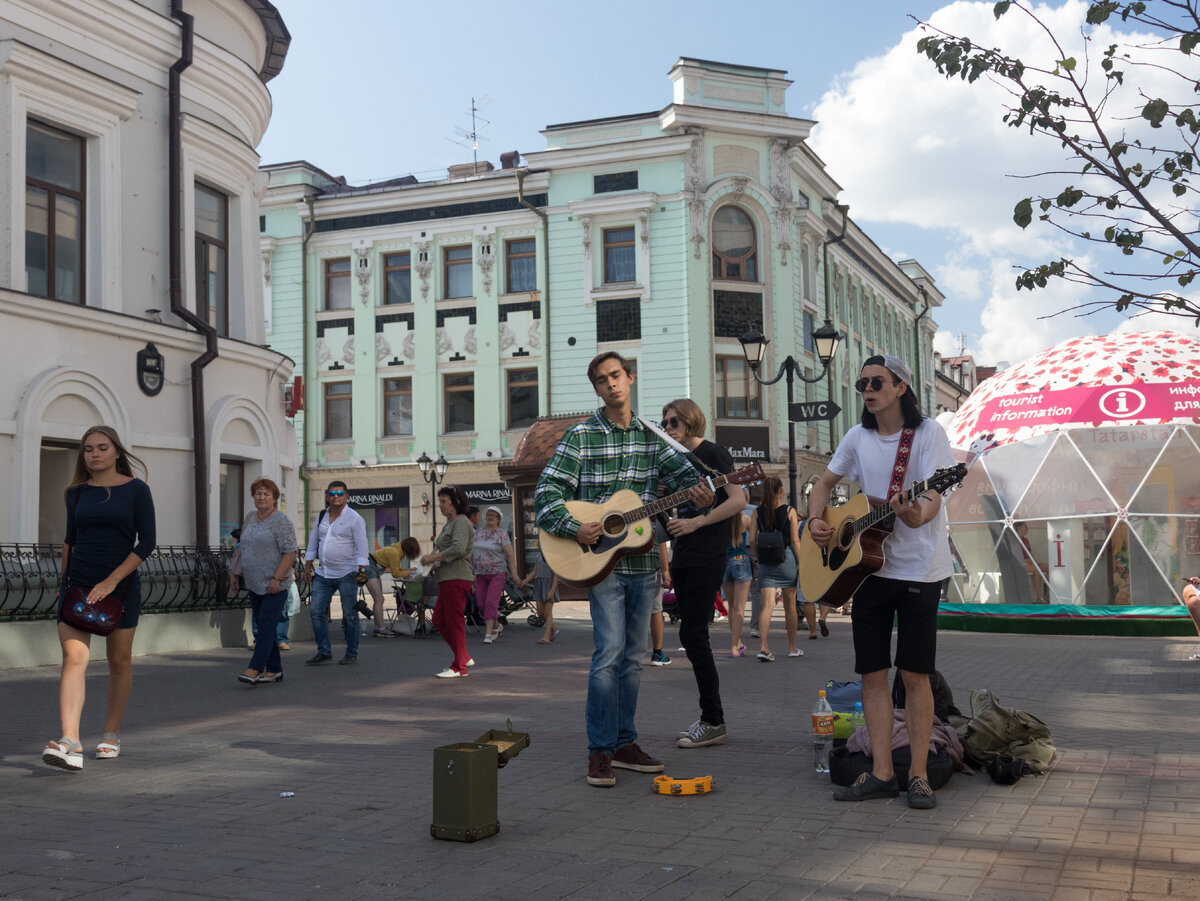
left=248, top=589, right=287, bottom=672
left=251, top=601, right=289, bottom=642
left=586, top=571, right=655, bottom=755
left=309, top=572, right=361, bottom=658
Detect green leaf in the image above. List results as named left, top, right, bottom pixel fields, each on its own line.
left=1181, top=32, right=1199, bottom=55
left=1059, top=57, right=1077, bottom=72
left=1174, top=183, right=1187, bottom=196
left=1142, top=98, right=1169, bottom=127
left=993, top=0, right=1012, bottom=17
left=1014, top=197, right=1034, bottom=228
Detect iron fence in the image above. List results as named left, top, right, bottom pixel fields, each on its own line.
left=0, top=545, right=309, bottom=621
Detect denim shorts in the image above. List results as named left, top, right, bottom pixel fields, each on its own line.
left=723, top=552, right=751, bottom=585
left=364, top=560, right=384, bottom=580
left=756, top=550, right=798, bottom=589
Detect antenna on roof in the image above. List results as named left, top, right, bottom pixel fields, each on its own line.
left=449, top=96, right=491, bottom=173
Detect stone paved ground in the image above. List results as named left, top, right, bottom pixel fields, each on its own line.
left=2, top=604, right=1199, bottom=900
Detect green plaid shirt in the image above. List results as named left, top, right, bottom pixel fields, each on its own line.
left=535, top=409, right=699, bottom=575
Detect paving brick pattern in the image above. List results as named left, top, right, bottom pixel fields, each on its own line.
left=2, top=607, right=1198, bottom=900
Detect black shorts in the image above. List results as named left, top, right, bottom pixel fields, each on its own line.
left=850, top=575, right=944, bottom=675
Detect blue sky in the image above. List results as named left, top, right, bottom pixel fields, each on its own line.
left=258, top=0, right=1199, bottom=366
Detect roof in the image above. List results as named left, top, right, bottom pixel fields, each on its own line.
left=240, top=0, right=290, bottom=82
left=497, top=413, right=590, bottom=482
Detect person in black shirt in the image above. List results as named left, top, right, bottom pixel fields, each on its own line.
left=43, top=426, right=156, bottom=772
left=661, top=399, right=748, bottom=749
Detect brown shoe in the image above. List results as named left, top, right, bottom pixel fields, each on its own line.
left=611, top=742, right=664, bottom=773
left=587, top=751, right=615, bottom=787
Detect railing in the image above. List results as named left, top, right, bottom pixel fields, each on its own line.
left=0, top=544, right=309, bottom=621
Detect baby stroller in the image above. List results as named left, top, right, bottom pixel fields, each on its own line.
left=498, top=572, right=543, bottom=627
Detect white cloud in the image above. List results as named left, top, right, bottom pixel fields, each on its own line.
left=808, top=0, right=1191, bottom=365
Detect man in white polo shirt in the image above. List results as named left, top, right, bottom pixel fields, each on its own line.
left=303, top=480, right=370, bottom=665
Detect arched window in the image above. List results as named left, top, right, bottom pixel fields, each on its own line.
left=711, top=206, right=757, bottom=281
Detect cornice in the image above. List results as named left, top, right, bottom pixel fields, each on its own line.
left=307, top=170, right=549, bottom=219
left=659, top=104, right=813, bottom=140
left=567, top=192, right=659, bottom=217
left=0, top=40, right=141, bottom=121
left=523, top=134, right=694, bottom=170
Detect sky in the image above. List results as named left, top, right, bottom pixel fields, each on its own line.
left=257, top=0, right=1200, bottom=369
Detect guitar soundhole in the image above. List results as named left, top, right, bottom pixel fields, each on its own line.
left=602, top=514, right=627, bottom=537
left=836, top=518, right=855, bottom=551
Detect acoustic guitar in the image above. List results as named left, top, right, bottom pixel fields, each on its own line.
left=797, top=464, right=967, bottom=607
left=540, top=462, right=764, bottom=587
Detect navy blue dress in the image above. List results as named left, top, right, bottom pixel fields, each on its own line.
left=60, top=480, right=157, bottom=629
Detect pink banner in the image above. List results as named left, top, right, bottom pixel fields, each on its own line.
left=976, top=379, right=1200, bottom=430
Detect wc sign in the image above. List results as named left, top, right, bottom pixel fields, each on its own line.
left=1097, top=387, right=1147, bottom=419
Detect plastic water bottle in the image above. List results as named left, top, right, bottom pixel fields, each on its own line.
left=850, top=701, right=865, bottom=736
left=812, top=690, right=835, bottom=773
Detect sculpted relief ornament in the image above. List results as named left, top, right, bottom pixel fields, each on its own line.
left=769, top=137, right=794, bottom=266
left=685, top=129, right=707, bottom=259
left=477, top=238, right=495, bottom=296
left=354, top=245, right=372, bottom=305
left=414, top=240, right=432, bottom=300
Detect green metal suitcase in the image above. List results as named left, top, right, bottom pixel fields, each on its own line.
left=430, top=742, right=499, bottom=842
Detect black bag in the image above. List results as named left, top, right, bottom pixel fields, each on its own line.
left=756, top=506, right=788, bottom=565
left=891, top=670, right=963, bottom=723
left=829, top=742, right=954, bottom=790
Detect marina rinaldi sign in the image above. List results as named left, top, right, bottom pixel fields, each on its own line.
left=976, top=379, right=1200, bottom=431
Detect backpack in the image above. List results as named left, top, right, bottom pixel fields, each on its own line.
left=756, top=505, right=789, bottom=565
left=957, top=688, right=1059, bottom=775
left=891, top=670, right=963, bottom=723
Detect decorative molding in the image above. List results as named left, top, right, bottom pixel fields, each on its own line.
left=341, top=336, right=355, bottom=366
left=689, top=197, right=707, bottom=259
left=261, top=250, right=272, bottom=284
left=353, top=241, right=372, bottom=306
left=414, top=240, right=432, bottom=300
left=686, top=130, right=708, bottom=260
left=375, top=333, right=392, bottom=364
left=638, top=210, right=649, bottom=248
left=731, top=176, right=749, bottom=199
left=476, top=235, right=495, bottom=296
left=769, top=138, right=792, bottom=205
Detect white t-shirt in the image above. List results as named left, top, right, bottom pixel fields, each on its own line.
left=828, top=418, right=954, bottom=583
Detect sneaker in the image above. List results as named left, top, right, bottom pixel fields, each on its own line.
left=338, top=656, right=357, bottom=665
left=650, top=650, right=672, bottom=666
left=677, top=720, right=727, bottom=749
left=435, top=668, right=467, bottom=678
left=833, top=772, right=900, bottom=802
left=277, top=641, right=291, bottom=651
left=467, top=657, right=476, bottom=667
left=611, top=742, right=664, bottom=773
left=373, top=629, right=393, bottom=638
left=819, top=621, right=830, bottom=637
left=483, top=633, right=495, bottom=644
left=676, top=718, right=702, bottom=739
left=493, top=622, right=504, bottom=638
left=907, top=775, right=938, bottom=809
left=587, top=751, right=615, bottom=787
left=750, top=628, right=760, bottom=638
left=305, top=653, right=332, bottom=666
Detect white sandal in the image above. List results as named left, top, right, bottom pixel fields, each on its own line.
left=95, top=733, right=120, bottom=759
left=42, top=738, right=83, bottom=772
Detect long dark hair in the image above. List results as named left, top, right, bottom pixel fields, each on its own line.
left=438, top=485, right=469, bottom=515
left=758, top=476, right=785, bottom=526
left=860, top=356, right=924, bottom=430
left=66, top=425, right=147, bottom=498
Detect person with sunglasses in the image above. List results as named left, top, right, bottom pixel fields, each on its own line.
left=303, top=481, right=370, bottom=665
left=807, top=354, right=954, bottom=810
left=660, top=399, right=748, bottom=750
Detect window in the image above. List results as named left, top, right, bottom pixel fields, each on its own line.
left=711, top=206, right=757, bottom=281
left=26, top=120, right=85, bottom=304
left=603, top=227, right=635, bottom=283
left=444, top=373, right=475, bottom=432
left=865, top=294, right=874, bottom=340
left=802, top=310, right=815, bottom=353
left=383, top=377, right=412, bottom=436
left=715, top=356, right=762, bottom=419
left=713, top=290, right=762, bottom=339
left=596, top=297, right=641, bottom=343
left=506, top=368, right=539, bottom=429
left=444, top=245, right=472, bottom=298
left=195, top=183, right=229, bottom=334
left=505, top=238, right=536, bottom=293
left=384, top=252, right=411, bottom=305
left=219, top=459, right=244, bottom=547
left=324, top=381, right=352, bottom=440
left=594, top=171, right=638, bottom=193
left=800, top=246, right=811, bottom=300
left=325, top=258, right=350, bottom=310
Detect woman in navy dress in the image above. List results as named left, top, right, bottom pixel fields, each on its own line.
left=42, top=426, right=156, bottom=772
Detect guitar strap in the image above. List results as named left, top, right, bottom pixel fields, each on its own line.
left=886, top=428, right=916, bottom=502
left=638, top=416, right=721, bottom=479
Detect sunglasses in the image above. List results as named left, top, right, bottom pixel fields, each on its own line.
left=660, top=416, right=682, bottom=430
left=327, top=489, right=346, bottom=497
left=854, top=376, right=889, bottom=394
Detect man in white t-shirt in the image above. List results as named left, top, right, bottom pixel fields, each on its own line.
left=808, top=354, right=953, bottom=810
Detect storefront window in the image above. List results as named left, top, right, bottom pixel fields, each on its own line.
left=346, top=487, right=410, bottom=551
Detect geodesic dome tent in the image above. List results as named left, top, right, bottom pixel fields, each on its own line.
left=944, top=331, right=1200, bottom=607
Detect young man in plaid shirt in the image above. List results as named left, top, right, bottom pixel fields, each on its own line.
left=536, top=352, right=712, bottom=787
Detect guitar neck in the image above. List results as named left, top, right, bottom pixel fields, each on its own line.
left=851, top=476, right=935, bottom=537
left=626, top=475, right=731, bottom=524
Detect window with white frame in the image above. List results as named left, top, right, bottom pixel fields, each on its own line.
left=603, top=227, right=636, bottom=283
left=505, top=238, right=536, bottom=293
left=26, top=119, right=85, bottom=304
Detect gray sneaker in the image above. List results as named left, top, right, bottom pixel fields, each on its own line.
left=677, top=718, right=702, bottom=739
left=677, top=720, right=727, bottom=749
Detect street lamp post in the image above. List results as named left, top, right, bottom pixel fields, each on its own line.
left=740, top=320, right=842, bottom=510
left=416, top=451, right=449, bottom=543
